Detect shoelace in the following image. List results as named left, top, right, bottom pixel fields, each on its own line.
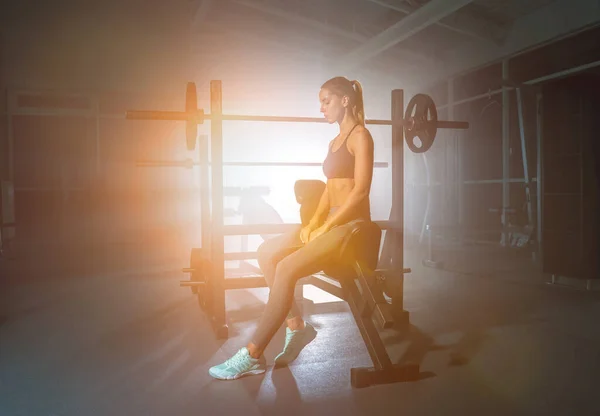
left=225, top=350, right=252, bottom=371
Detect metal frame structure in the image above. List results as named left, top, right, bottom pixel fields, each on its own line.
left=423, top=56, right=600, bottom=262
left=501, top=59, right=511, bottom=245
left=536, top=92, right=543, bottom=264
left=364, top=0, right=507, bottom=43
left=188, top=0, right=524, bottom=86
left=342, top=0, right=477, bottom=69
left=229, top=0, right=436, bottom=67
left=515, top=86, right=533, bottom=233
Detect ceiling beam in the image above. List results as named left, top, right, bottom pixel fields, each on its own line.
left=191, top=25, right=407, bottom=87
left=417, top=0, right=600, bottom=90
left=341, top=0, right=475, bottom=69
left=365, top=0, right=507, bottom=43
left=231, top=0, right=434, bottom=67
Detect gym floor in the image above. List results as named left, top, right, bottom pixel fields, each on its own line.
left=2, top=245, right=599, bottom=416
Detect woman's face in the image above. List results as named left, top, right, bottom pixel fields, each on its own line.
left=319, top=88, right=348, bottom=124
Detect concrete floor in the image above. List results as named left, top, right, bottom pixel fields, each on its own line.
left=2, top=245, right=600, bottom=416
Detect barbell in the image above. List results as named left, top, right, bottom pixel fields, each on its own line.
left=135, top=159, right=390, bottom=169
left=126, top=82, right=469, bottom=153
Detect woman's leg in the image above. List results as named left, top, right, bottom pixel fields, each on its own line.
left=208, top=227, right=305, bottom=381
left=256, top=227, right=304, bottom=322
left=208, top=222, right=362, bottom=379
left=249, top=223, right=354, bottom=353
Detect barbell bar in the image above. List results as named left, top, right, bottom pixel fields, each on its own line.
left=126, top=81, right=470, bottom=153
left=135, top=159, right=390, bottom=168
left=126, top=110, right=466, bottom=129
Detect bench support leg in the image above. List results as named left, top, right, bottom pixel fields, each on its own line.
left=341, top=278, right=420, bottom=388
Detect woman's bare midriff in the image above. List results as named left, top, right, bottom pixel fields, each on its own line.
left=327, top=178, right=371, bottom=220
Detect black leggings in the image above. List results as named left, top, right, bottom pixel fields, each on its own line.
left=252, top=213, right=367, bottom=349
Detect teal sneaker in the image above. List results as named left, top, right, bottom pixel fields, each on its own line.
left=274, top=323, right=317, bottom=366
left=209, top=347, right=267, bottom=380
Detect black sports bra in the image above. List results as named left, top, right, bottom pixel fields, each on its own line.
left=322, top=125, right=358, bottom=179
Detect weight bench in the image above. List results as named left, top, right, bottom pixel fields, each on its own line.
left=295, top=180, right=419, bottom=388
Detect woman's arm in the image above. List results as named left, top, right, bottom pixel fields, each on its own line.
left=322, top=130, right=374, bottom=230
left=308, top=187, right=330, bottom=228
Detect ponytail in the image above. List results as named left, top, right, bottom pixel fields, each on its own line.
left=351, top=80, right=365, bottom=127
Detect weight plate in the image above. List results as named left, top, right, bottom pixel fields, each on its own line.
left=404, top=94, right=438, bottom=154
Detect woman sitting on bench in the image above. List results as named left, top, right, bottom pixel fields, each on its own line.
left=209, top=76, right=375, bottom=380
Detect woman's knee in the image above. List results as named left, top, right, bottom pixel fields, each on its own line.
left=273, top=257, right=304, bottom=285
left=257, top=238, right=276, bottom=266
left=257, top=228, right=300, bottom=262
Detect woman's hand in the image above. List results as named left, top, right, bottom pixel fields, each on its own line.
left=300, top=223, right=316, bottom=244
left=308, top=224, right=331, bottom=242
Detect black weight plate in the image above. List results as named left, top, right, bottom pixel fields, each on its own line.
left=404, top=94, right=438, bottom=154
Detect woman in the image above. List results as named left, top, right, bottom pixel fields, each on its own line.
left=209, top=76, right=375, bottom=380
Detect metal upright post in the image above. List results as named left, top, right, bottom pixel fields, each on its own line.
left=391, top=89, right=409, bottom=326
left=93, top=96, right=101, bottom=178
left=501, top=60, right=511, bottom=246
left=6, top=89, right=14, bottom=183
left=448, top=79, right=462, bottom=226
left=515, top=88, right=534, bottom=230
left=536, top=92, right=544, bottom=265
left=210, top=80, right=228, bottom=339
left=198, top=134, right=211, bottom=251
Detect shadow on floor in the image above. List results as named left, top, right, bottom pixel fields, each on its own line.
left=218, top=276, right=514, bottom=385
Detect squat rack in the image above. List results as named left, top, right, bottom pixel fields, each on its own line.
left=183, top=81, right=407, bottom=338
left=126, top=80, right=469, bottom=339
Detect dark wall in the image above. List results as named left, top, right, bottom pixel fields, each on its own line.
left=510, top=26, right=600, bottom=84
left=1, top=3, right=192, bottom=94
left=418, top=85, right=538, bottom=237
left=5, top=88, right=195, bottom=245
left=418, top=25, right=600, bottom=242
left=542, top=75, right=600, bottom=279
